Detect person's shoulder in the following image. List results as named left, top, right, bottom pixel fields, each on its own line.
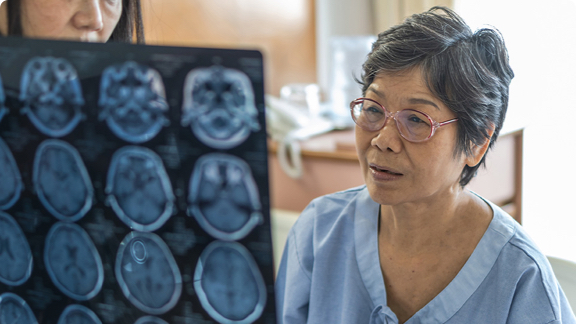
left=488, top=203, right=550, bottom=272
left=307, top=185, right=367, bottom=211
left=487, top=203, right=574, bottom=323
left=289, top=185, right=369, bottom=241
left=298, top=185, right=367, bottom=221
left=494, top=209, right=550, bottom=272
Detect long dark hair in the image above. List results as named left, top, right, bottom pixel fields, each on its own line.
left=6, top=0, right=145, bottom=43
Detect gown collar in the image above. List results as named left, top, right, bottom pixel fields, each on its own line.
left=354, top=187, right=516, bottom=324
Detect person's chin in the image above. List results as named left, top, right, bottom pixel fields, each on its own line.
left=365, top=179, right=405, bottom=206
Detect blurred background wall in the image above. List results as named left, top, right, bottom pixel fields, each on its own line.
left=141, top=0, right=317, bottom=96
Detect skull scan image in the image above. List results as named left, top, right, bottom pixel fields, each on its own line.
left=115, top=232, right=182, bottom=315
left=33, top=139, right=93, bottom=222
left=134, top=316, right=169, bottom=324
left=0, top=138, right=23, bottom=210
left=0, top=293, right=38, bottom=324
left=181, top=66, right=260, bottom=149
left=44, top=222, right=104, bottom=301
left=99, top=61, right=169, bottom=143
left=0, top=212, right=32, bottom=286
left=106, top=146, right=175, bottom=232
left=57, top=304, right=102, bottom=324
left=0, top=74, right=6, bottom=123
left=19, top=57, right=84, bottom=137
left=194, top=241, right=266, bottom=324
left=188, top=153, right=262, bottom=241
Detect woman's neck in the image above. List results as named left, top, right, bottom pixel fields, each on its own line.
left=0, top=1, right=8, bottom=36
left=378, top=189, right=493, bottom=256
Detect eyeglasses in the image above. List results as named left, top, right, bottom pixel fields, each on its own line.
left=350, top=98, right=458, bottom=143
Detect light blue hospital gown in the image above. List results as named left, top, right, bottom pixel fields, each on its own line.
left=275, top=186, right=576, bottom=324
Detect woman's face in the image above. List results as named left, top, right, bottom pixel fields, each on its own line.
left=20, top=0, right=122, bottom=42
left=355, top=68, right=471, bottom=207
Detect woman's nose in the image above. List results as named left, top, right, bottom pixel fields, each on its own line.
left=371, top=117, right=403, bottom=152
left=73, top=0, right=104, bottom=31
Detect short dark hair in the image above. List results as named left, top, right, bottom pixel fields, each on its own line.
left=359, top=6, right=514, bottom=186
left=6, top=0, right=145, bottom=43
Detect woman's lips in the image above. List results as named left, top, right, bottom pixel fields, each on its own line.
left=369, top=164, right=403, bottom=180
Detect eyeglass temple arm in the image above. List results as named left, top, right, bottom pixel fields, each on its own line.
left=436, top=118, right=458, bottom=127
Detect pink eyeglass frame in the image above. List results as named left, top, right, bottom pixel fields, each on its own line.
left=350, top=97, right=458, bottom=142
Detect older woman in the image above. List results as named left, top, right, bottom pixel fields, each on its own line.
left=0, top=0, right=144, bottom=43
left=275, top=7, right=576, bottom=324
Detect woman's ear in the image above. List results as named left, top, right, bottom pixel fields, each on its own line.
left=465, top=125, right=495, bottom=167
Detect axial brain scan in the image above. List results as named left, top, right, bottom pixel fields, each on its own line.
left=0, top=212, right=32, bottom=287
left=44, top=222, right=104, bottom=301
left=57, top=304, right=102, bottom=324
left=0, top=138, right=23, bottom=210
left=99, top=61, right=169, bottom=143
left=188, top=153, right=262, bottom=241
left=194, top=241, right=266, bottom=324
left=19, top=56, right=84, bottom=137
left=134, top=316, right=169, bottom=324
left=0, top=74, right=6, bottom=123
left=115, top=232, right=182, bottom=315
left=33, top=139, right=93, bottom=222
left=0, top=293, right=38, bottom=324
left=181, top=66, right=260, bottom=149
left=106, top=146, right=175, bottom=232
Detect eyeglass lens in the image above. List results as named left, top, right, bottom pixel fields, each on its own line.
left=351, top=100, right=432, bottom=142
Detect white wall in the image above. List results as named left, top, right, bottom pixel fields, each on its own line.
left=455, top=0, right=576, bottom=262
left=315, top=0, right=374, bottom=96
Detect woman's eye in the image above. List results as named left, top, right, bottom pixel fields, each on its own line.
left=406, top=114, right=430, bottom=126
left=364, top=105, right=383, bottom=115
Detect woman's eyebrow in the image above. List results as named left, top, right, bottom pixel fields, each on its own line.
left=367, top=87, right=440, bottom=110
left=408, top=98, right=439, bottom=110
left=366, top=87, right=385, bottom=98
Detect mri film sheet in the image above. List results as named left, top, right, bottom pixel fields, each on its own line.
left=0, top=37, right=274, bottom=323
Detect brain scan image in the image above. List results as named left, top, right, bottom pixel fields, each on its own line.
left=19, top=56, right=84, bottom=137
left=106, top=146, right=175, bottom=232
left=188, top=153, right=262, bottom=241
left=0, top=293, right=38, bottom=324
left=181, top=65, right=260, bottom=149
left=115, top=232, right=182, bottom=315
left=33, top=139, right=93, bottom=222
left=0, top=212, right=32, bottom=286
left=0, top=138, right=23, bottom=210
left=194, top=241, right=266, bottom=324
left=134, top=316, right=169, bottom=324
left=57, top=304, right=102, bottom=324
left=44, top=222, right=104, bottom=301
left=99, top=61, right=169, bottom=143
left=0, top=74, right=6, bottom=123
